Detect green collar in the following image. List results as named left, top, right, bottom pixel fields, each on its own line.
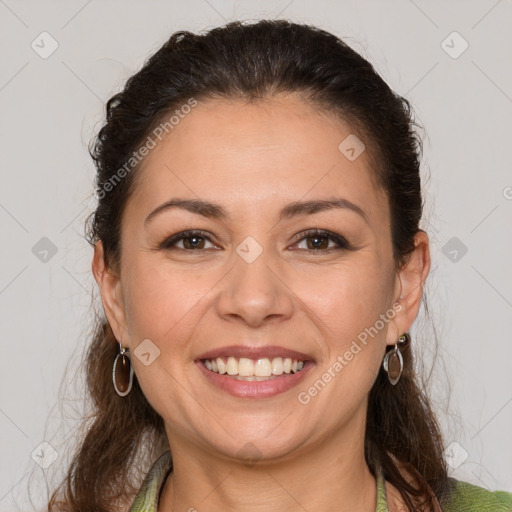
left=129, top=451, right=390, bottom=511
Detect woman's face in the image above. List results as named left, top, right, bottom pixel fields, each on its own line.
left=96, top=94, right=423, bottom=462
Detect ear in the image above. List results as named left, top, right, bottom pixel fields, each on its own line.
left=91, top=240, right=128, bottom=343
left=386, top=230, right=430, bottom=345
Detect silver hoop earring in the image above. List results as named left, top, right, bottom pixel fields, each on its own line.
left=383, top=333, right=408, bottom=385
left=112, top=341, right=134, bottom=397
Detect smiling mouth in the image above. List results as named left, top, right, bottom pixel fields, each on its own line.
left=201, top=356, right=306, bottom=381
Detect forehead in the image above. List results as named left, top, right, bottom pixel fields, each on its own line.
left=129, top=94, right=388, bottom=225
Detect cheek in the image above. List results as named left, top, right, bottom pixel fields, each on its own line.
left=121, top=257, right=218, bottom=344
left=120, top=258, right=217, bottom=422
left=302, top=259, right=393, bottom=341
left=300, top=259, right=394, bottom=400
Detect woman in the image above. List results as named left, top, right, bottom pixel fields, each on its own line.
left=49, top=19, right=512, bottom=511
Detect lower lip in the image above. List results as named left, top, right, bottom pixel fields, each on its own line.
left=196, top=360, right=314, bottom=398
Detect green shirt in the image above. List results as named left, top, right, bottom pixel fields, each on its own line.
left=129, top=451, right=512, bottom=511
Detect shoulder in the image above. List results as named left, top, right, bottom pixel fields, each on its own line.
left=440, top=477, right=512, bottom=512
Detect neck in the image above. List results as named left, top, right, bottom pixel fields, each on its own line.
left=159, top=414, right=378, bottom=512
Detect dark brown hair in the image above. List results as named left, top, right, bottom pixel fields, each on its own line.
left=49, top=19, right=451, bottom=511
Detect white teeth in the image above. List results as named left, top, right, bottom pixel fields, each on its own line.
left=216, top=357, right=227, bottom=374
left=254, top=358, right=272, bottom=377
left=271, top=357, right=283, bottom=375
left=203, top=356, right=306, bottom=377
left=238, top=358, right=254, bottom=377
left=226, top=356, right=238, bottom=375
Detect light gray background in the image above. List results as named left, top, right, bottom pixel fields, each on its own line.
left=1, top=0, right=511, bottom=510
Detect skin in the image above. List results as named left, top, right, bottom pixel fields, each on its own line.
left=93, top=93, right=430, bottom=512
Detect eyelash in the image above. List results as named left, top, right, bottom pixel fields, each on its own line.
left=159, top=228, right=351, bottom=253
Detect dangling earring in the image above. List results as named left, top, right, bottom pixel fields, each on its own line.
left=112, top=340, right=134, bottom=397
left=383, top=333, right=408, bottom=385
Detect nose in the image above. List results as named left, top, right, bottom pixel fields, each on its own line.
left=215, top=246, right=295, bottom=328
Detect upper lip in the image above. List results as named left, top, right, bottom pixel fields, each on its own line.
left=196, top=345, right=315, bottom=362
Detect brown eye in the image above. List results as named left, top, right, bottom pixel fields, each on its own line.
left=160, top=230, right=216, bottom=251
left=292, top=229, right=350, bottom=252
left=305, top=234, right=329, bottom=250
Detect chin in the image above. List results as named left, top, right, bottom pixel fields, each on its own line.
left=196, top=422, right=311, bottom=465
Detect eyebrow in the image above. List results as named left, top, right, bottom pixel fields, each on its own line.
left=144, top=197, right=368, bottom=226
